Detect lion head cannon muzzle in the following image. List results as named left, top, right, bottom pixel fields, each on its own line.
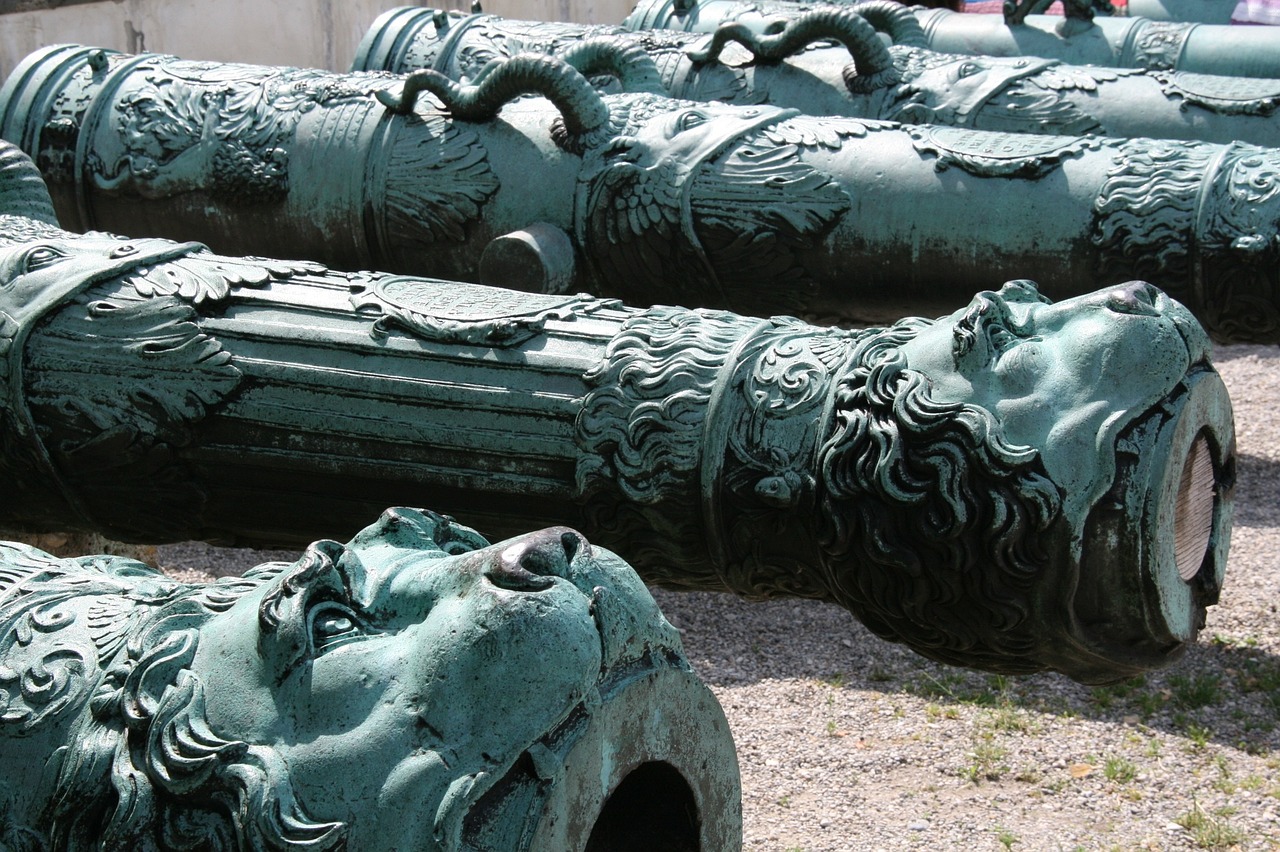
left=0, top=143, right=1237, bottom=685
left=0, top=507, right=742, bottom=851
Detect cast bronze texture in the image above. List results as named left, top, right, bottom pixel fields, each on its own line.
left=624, top=0, right=1280, bottom=79
left=0, top=505, right=742, bottom=850
left=0, top=147, right=1236, bottom=684
left=3, top=46, right=1280, bottom=342
left=1121, top=0, right=1240, bottom=24
left=353, top=5, right=1280, bottom=148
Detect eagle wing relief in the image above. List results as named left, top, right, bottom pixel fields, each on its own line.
left=688, top=115, right=857, bottom=316
left=580, top=146, right=708, bottom=304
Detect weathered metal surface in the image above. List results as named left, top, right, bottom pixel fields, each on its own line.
left=1120, top=0, right=1238, bottom=23
left=4, top=46, right=1280, bottom=342
left=0, top=146, right=1236, bottom=683
left=624, top=0, right=1280, bottom=79
left=354, top=5, right=1280, bottom=148
left=0, top=505, right=742, bottom=850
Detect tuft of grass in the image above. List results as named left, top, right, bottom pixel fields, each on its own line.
left=866, top=666, right=894, bottom=683
left=1103, top=756, right=1138, bottom=784
left=1234, top=655, right=1280, bottom=715
left=1175, top=799, right=1246, bottom=850
left=1169, top=672, right=1223, bottom=710
left=962, top=735, right=1008, bottom=783
left=821, top=672, right=847, bottom=689
left=1184, top=723, right=1212, bottom=750
left=994, top=826, right=1018, bottom=849
left=983, top=705, right=1037, bottom=734
left=924, top=702, right=958, bottom=722
left=915, top=670, right=1001, bottom=706
left=1090, top=685, right=1118, bottom=710
left=1134, top=690, right=1166, bottom=718
left=1239, top=774, right=1266, bottom=791
left=1013, top=768, right=1041, bottom=784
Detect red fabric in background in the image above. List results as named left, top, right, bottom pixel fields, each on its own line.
left=1233, top=0, right=1280, bottom=22
left=959, top=0, right=1280, bottom=20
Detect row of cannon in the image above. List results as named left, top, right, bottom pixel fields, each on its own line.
left=3, top=1, right=1280, bottom=341
left=0, top=0, right=1264, bottom=848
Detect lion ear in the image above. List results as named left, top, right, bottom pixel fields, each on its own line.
left=433, top=772, right=490, bottom=850
left=351, top=507, right=491, bottom=556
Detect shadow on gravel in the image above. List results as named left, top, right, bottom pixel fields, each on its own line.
left=655, top=589, right=1280, bottom=755
left=1235, top=452, right=1280, bottom=526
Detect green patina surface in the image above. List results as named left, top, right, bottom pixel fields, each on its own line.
left=0, top=145, right=1237, bottom=686
left=353, top=5, right=1280, bottom=149
left=1, top=46, right=1279, bottom=340
left=0, top=506, right=741, bottom=850
left=625, top=0, right=1280, bottom=79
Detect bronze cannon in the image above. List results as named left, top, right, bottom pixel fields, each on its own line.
left=353, top=4, right=1280, bottom=148
left=624, top=0, right=1280, bottom=79
left=3, top=46, right=1280, bottom=342
left=0, top=506, right=742, bottom=850
left=0, top=144, right=1236, bottom=684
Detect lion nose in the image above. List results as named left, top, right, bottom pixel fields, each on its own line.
left=486, top=527, right=590, bottom=592
left=1106, top=281, right=1161, bottom=317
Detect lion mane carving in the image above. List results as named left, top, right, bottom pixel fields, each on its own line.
left=0, top=507, right=684, bottom=851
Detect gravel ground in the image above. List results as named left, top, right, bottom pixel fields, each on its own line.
left=156, top=343, right=1280, bottom=852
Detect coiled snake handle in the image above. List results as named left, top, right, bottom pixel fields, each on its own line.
left=559, top=37, right=667, bottom=94
left=376, top=53, right=610, bottom=137
left=685, top=8, right=900, bottom=94
left=841, top=0, right=928, bottom=47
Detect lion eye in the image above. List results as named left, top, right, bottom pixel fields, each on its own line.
left=23, top=245, right=65, bottom=272
left=676, top=111, right=707, bottom=132
left=309, top=603, right=364, bottom=654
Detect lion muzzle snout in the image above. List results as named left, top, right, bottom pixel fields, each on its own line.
left=486, top=527, right=590, bottom=592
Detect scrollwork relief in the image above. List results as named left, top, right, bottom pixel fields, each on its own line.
left=0, top=223, right=324, bottom=537
left=576, top=306, right=761, bottom=588
left=1129, top=21, right=1196, bottom=72
left=1196, top=144, right=1280, bottom=340
left=1092, top=138, right=1280, bottom=342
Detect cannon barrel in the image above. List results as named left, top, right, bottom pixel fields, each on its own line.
left=0, top=159, right=1236, bottom=683
left=624, top=0, right=1280, bottom=78
left=0, top=507, right=742, bottom=850
left=353, top=6, right=1280, bottom=148
left=4, top=46, right=1280, bottom=343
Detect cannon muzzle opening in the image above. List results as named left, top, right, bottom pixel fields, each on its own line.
left=1068, top=366, right=1235, bottom=683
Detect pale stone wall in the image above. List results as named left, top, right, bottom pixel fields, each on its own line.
left=0, top=0, right=631, bottom=80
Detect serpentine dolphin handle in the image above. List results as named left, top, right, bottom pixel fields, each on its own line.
left=375, top=53, right=610, bottom=137
left=685, top=9, right=901, bottom=94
